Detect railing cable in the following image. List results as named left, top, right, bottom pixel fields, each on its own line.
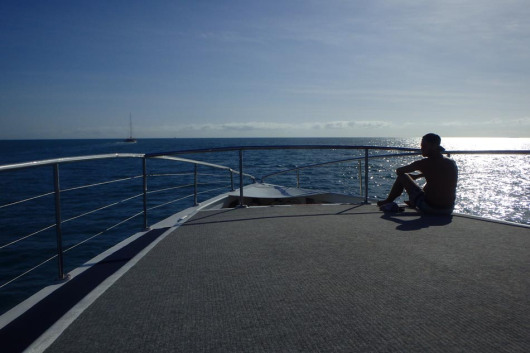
left=0, top=210, right=145, bottom=290
left=147, top=184, right=195, bottom=195
left=0, top=191, right=54, bottom=209
left=146, top=185, right=230, bottom=212
left=63, top=211, right=144, bottom=254
left=60, top=193, right=144, bottom=225
left=60, top=175, right=142, bottom=193
left=0, top=223, right=56, bottom=250
left=0, top=254, right=58, bottom=290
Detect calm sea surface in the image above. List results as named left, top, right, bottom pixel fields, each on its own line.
left=0, top=137, right=529, bottom=314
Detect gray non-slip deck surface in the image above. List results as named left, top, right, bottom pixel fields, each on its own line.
left=45, top=204, right=529, bottom=352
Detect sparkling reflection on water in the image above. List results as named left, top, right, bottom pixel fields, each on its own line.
left=453, top=154, right=529, bottom=224
left=435, top=138, right=528, bottom=224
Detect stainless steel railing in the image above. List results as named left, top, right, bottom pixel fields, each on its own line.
left=1, top=145, right=528, bottom=295
left=145, top=145, right=423, bottom=204
left=0, top=152, right=256, bottom=289
left=261, top=151, right=424, bottom=200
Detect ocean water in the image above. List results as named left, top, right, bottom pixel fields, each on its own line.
left=0, top=137, right=529, bottom=315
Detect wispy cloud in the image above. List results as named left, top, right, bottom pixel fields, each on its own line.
left=283, top=86, right=479, bottom=100
left=142, top=116, right=530, bottom=139
left=441, top=117, right=530, bottom=128
left=172, top=119, right=393, bottom=134
left=310, top=120, right=391, bottom=130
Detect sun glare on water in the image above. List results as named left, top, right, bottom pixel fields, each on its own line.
left=443, top=137, right=530, bottom=151
left=444, top=138, right=530, bottom=224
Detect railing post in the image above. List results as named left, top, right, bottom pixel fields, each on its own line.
left=142, top=157, right=148, bottom=230
left=364, top=149, right=369, bottom=204
left=230, top=170, right=235, bottom=191
left=239, top=149, right=245, bottom=207
left=296, top=170, right=300, bottom=188
left=358, top=160, right=362, bottom=197
left=194, top=164, right=198, bottom=206
left=53, top=164, right=66, bottom=280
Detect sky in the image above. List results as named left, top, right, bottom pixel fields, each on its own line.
left=1, top=0, right=529, bottom=139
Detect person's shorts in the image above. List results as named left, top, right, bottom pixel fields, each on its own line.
left=409, top=188, right=453, bottom=216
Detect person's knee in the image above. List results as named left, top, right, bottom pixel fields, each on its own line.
left=397, top=173, right=413, bottom=184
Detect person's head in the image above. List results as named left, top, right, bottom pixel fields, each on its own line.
left=421, top=133, right=445, bottom=157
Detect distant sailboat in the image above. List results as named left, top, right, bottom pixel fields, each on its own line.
left=124, top=114, right=137, bottom=143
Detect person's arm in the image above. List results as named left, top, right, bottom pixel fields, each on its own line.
left=396, top=161, right=420, bottom=176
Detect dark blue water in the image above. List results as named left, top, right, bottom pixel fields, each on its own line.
left=1, top=138, right=528, bottom=315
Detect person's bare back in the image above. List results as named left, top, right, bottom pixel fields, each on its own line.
left=407, top=155, right=457, bottom=209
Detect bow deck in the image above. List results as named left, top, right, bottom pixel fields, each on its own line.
left=18, top=203, right=530, bottom=352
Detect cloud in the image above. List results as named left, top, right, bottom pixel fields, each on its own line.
left=310, top=120, right=391, bottom=130
left=188, top=121, right=297, bottom=131
left=283, top=86, right=481, bottom=103
left=440, top=117, right=530, bottom=128
left=172, top=120, right=393, bottom=135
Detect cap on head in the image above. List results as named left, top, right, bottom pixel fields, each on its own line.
left=422, top=133, right=446, bottom=153
left=422, top=133, right=441, bottom=145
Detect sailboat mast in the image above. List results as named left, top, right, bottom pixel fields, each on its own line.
left=124, top=113, right=136, bottom=142
left=129, top=113, right=133, bottom=139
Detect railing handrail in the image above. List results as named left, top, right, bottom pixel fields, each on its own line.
left=2, top=146, right=528, bottom=173
left=146, top=144, right=530, bottom=157
left=0, top=153, right=145, bottom=172
left=145, top=145, right=420, bottom=157
left=0, top=152, right=258, bottom=183
left=151, top=155, right=256, bottom=181
left=260, top=149, right=530, bottom=182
